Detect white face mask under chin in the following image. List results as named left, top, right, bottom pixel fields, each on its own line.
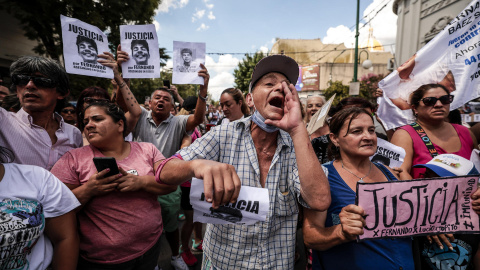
left=250, top=98, right=279, bottom=133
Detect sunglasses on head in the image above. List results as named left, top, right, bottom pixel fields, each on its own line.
left=61, top=109, right=75, bottom=114
left=83, top=97, right=111, bottom=104
left=12, top=74, right=57, bottom=88
left=420, top=95, right=454, bottom=106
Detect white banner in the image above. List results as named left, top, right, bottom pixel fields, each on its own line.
left=370, top=138, right=406, bottom=168
left=60, top=15, right=113, bottom=78
left=377, top=0, right=480, bottom=130
left=120, top=24, right=160, bottom=79
left=190, top=178, right=269, bottom=225
left=172, top=41, right=205, bottom=85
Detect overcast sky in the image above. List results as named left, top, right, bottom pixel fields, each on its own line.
left=153, top=0, right=397, bottom=100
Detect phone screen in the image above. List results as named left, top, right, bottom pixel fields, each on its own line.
left=93, top=157, right=120, bottom=177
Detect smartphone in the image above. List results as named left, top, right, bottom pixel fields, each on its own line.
left=163, top=79, right=171, bottom=89
left=93, top=157, right=120, bottom=177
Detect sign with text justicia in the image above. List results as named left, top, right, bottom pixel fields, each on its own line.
left=356, top=175, right=480, bottom=241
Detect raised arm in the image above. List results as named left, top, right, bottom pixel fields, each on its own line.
left=390, top=129, right=414, bottom=180
left=266, top=82, right=331, bottom=211
left=186, top=64, right=209, bottom=132
left=98, top=45, right=142, bottom=135
left=170, top=85, right=184, bottom=107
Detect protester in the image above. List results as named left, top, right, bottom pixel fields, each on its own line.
left=304, top=95, right=326, bottom=124
left=177, top=102, right=204, bottom=266
left=60, top=102, right=77, bottom=126
left=51, top=102, right=176, bottom=269
left=218, top=87, right=250, bottom=125
left=0, top=56, right=82, bottom=170
left=412, top=154, right=480, bottom=270
left=156, top=55, right=331, bottom=269
left=303, top=107, right=414, bottom=270
left=0, top=145, right=80, bottom=270
left=125, top=60, right=208, bottom=269
left=391, top=84, right=478, bottom=180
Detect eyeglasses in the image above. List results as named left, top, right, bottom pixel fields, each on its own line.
left=12, top=74, right=57, bottom=88
left=61, top=109, right=75, bottom=114
left=420, top=95, right=454, bottom=106
left=83, top=97, right=110, bottom=104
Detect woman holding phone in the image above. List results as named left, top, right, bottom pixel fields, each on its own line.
left=51, top=101, right=176, bottom=269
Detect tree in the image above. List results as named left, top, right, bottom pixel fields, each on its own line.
left=233, top=52, right=265, bottom=94
left=324, top=81, right=349, bottom=106
left=360, top=73, right=385, bottom=105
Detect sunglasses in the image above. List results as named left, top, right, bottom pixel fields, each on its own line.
left=12, top=74, right=57, bottom=88
left=83, top=97, right=111, bottom=104
left=420, top=95, right=454, bottom=106
left=61, top=109, right=75, bottom=114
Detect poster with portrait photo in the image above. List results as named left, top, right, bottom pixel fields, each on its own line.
left=172, top=41, right=205, bottom=85
left=60, top=15, right=113, bottom=78
left=120, top=24, right=160, bottom=79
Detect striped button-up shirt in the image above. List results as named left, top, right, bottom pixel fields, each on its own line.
left=177, top=117, right=308, bottom=270
left=0, top=107, right=82, bottom=170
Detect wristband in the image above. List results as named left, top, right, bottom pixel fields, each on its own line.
left=198, top=93, right=207, bottom=101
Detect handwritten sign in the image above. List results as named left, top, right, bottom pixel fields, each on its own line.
left=60, top=15, right=113, bottom=78
left=356, top=175, right=480, bottom=241
left=120, top=24, right=160, bottom=78
left=190, top=178, right=269, bottom=225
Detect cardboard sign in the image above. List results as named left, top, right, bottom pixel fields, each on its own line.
left=356, top=175, right=480, bottom=241
left=120, top=24, right=160, bottom=78
left=172, top=41, right=205, bottom=85
left=377, top=0, right=480, bottom=130
left=307, top=94, right=335, bottom=135
left=369, top=138, right=405, bottom=168
left=60, top=15, right=113, bottom=78
left=190, top=178, right=269, bottom=225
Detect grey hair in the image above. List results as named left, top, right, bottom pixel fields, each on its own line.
left=307, top=95, right=326, bottom=105
left=151, top=88, right=175, bottom=106
left=10, top=56, right=70, bottom=96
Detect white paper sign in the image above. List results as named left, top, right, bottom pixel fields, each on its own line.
left=120, top=24, right=160, bottom=79
left=172, top=41, right=205, bottom=85
left=376, top=0, right=480, bottom=130
left=370, top=138, right=406, bottom=168
left=60, top=15, right=113, bottom=78
left=190, top=178, right=269, bottom=225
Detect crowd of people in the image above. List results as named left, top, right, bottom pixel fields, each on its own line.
left=1, top=47, right=480, bottom=270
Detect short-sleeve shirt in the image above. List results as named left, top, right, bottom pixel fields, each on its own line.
left=176, top=116, right=307, bottom=270
left=51, top=142, right=164, bottom=264
left=0, top=107, right=82, bottom=170
left=132, top=107, right=189, bottom=158
left=0, top=163, right=80, bottom=269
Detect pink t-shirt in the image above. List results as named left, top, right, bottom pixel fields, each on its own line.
left=51, top=142, right=164, bottom=264
left=400, top=123, right=474, bottom=179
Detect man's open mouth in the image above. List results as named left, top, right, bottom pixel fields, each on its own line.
left=269, top=96, right=284, bottom=108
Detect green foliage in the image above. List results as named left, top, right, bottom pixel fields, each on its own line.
left=233, top=52, right=265, bottom=94
left=0, top=0, right=173, bottom=102
left=324, top=73, right=385, bottom=106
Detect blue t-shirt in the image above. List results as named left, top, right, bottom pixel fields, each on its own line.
left=312, top=161, right=415, bottom=270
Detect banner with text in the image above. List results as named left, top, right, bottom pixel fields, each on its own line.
left=356, top=175, right=480, bottom=241
left=60, top=15, right=113, bottom=78
left=369, top=138, right=406, bottom=168
left=190, top=178, right=269, bottom=225
left=377, top=0, right=480, bottom=130
left=120, top=24, right=160, bottom=78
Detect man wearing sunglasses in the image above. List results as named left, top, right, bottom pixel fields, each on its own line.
left=59, top=103, right=77, bottom=126
left=0, top=56, right=82, bottom=170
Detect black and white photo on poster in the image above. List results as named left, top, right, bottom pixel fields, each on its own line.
left=172, top=41, right=205, bottom=85
left=369, top=138, right=406, bottom=168
left=120, top=24, right=160, bottom=79
left=189, top=178, right=269, bottom=225
left=60, top=15, right=113, bottom=78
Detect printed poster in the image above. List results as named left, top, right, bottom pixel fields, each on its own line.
left=190, top=178, right=269, bottom=225
left=120, top=24, right=160, bottom=78
left=172, top=41, right=205, bottom=85
left=369, top=138, right=406, bottom=168
left=377, top=0, right=480, bottom=130
left=60, top=15, right=113, bottom=78
left=356, top=175, right=480, bottom=241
